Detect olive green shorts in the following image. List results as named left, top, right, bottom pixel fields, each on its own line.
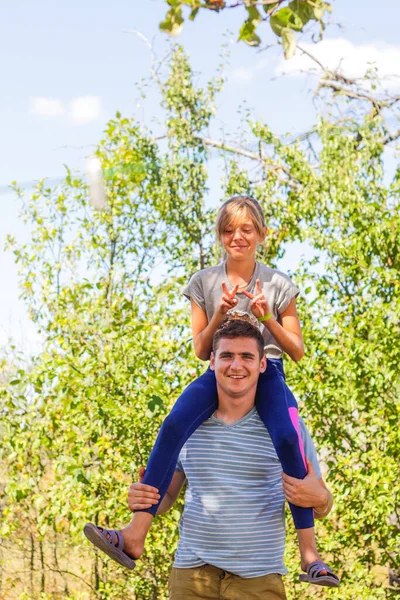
left=169, top=564, right=287, bottom=600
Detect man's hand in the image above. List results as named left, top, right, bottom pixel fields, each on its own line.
left=128, top=467, right=160, bottom=511
left=282, top=458, right=330, bottom=515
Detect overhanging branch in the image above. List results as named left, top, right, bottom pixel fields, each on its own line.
left=194, top=135, right=299, bottom=188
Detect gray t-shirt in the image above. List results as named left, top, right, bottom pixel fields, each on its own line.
left=182, top=261, right=299, bottom=358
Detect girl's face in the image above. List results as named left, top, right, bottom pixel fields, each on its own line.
left=221, top=218, right=266, bottom=261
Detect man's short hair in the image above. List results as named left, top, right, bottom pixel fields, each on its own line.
left=212, top=312, right=265, bottom=359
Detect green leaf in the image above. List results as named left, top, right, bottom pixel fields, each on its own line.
left=246, top=6, right=262, bottom=24
left=312, top=1, right=326, bottom=20
left=270, top=6, right=303, bottom=35
left=270, top=7, right=290, bottom=35
left=147, top=394, right=165, bottom=414
left=240, top=30, right=262, bottom=47
left=289, top=0, right=314, bottom=26
left=159, top=8, right=184, bottom=36
left=281, top=27, right=297, bottom=59
left=76, top=470, right=90, bottom=485
left=15, top=489, right=27, bottom=501
left=262, top=1, right=280, bottom=15
left=238, top=7, right=262, bottom=47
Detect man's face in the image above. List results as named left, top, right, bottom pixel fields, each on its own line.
left=210, top=336, right=266, bottom=398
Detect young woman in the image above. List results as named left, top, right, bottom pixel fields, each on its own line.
left=84, top=195, right=340, bottom=587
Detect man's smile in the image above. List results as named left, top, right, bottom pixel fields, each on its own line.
left=211, top=337, right=266, bottom=400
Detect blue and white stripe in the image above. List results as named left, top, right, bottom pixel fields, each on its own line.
left=174, top=408, right=320, bottom=578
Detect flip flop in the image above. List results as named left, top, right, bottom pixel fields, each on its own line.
left=299, top=561, right=340, bottom=587
left=83, top=523, right=136, bottom=570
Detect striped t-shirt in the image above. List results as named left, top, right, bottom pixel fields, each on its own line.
left=174, top=407, right=321, bottom=578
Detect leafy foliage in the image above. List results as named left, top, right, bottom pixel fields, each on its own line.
left=1, top=46, right=399, bottom=599
left=159, top=0, right=332, bottom=56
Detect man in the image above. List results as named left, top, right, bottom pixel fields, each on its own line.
left=129, top=317, right=336, bottom=599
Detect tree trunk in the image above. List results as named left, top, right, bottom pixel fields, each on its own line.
left=94, top=549, right=100, bottom=594
left=389, top=566, right=400, bottom=593
left=54, top=532, right=69, bottom=596
left=30, top=533, right=35, bottom=597
left=39, top=540, right=45, bottom=594
left=0, top=543, right=3, bottom=598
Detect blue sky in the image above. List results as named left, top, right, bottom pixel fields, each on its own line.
left=1, top=0, right=400, bottom=351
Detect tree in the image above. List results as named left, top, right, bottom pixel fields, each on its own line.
left=159, top=0, right=332, bottom=58
left=1, top=45, right=399, bottom=599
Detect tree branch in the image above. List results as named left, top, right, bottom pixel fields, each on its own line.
left=297, top=44, right=400, bottom=110
left=382, top=128, right=400, bottom=145
left=319, top=80, right=400, bottom=111
left=123, top=30, right=165, bottom=92
left=194, top=135, right=299, bottom=188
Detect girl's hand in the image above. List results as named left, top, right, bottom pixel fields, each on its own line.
left=243, top=279, right=271, bottom=320
left=217, top=282, right=239, bottom=315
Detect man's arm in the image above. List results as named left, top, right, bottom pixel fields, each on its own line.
left=312, top=477, right=333, bottom=519
left=128, top=468, right=186, bottom=515
left=282, top=457, right=333, bottom=519
left=157, top=471, right=186, bottom=514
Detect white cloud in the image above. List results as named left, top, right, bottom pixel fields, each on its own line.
left=275, top=39, right=400, bottom=90
left=230, top=58, right=271, bottom=85
left=29, top=96, right=66, bottom=117
left=229, top=39, right=400, bottom=91
left=69, top=96, right=102, bottom=124
left=29, top=95, right=103, bottom=124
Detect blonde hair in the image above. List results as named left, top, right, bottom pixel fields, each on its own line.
left=222, top=309, right=259, bottom=329
left=216, top=195, right=266, bottom=240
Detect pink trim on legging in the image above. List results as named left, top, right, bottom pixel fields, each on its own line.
left=288, top=407, right=307, bottom=471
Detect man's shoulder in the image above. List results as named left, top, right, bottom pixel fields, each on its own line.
left=298, top=416, right=309, bottom=435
